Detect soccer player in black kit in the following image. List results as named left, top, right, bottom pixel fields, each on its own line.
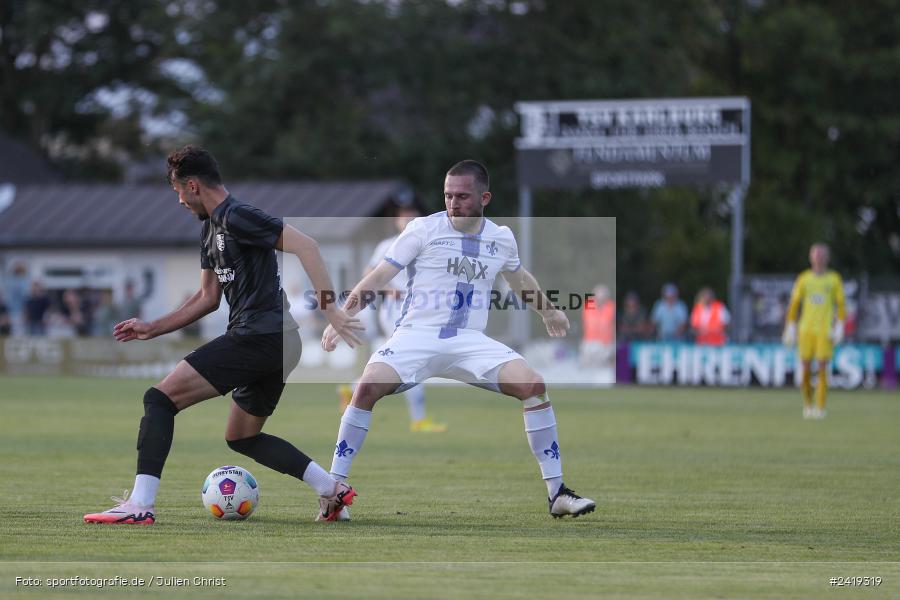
left=84, top=146, right=363, bottom=524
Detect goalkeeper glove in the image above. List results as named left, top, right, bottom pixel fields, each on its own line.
left=831, top=321, right=844, bottom=345
left=782, top=322, right=797, bottom=346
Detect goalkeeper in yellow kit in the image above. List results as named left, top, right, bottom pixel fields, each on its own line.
left=782, top=243, right=846, bottom=419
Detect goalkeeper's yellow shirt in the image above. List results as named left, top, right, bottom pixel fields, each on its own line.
left=786, top=269, right=846, bottom=334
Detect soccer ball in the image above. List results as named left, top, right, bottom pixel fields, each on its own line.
left=201, top=465, right=259, bottom=520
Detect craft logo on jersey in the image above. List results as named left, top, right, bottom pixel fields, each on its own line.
left=485, top=241, right=498, bottom=256
left=447, top=256, right=488, bottom=283
left=335, top=440, right=354, bottom=457
left=216, top=233, right=226, bottom=252
left=543, top=441, right=560, bottom=460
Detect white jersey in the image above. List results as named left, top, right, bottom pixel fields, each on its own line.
left=367, top=235, right=407, bottom=290
left=384, top=211, right=520, bottom=336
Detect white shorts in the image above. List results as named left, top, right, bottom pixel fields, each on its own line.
left=367, top=326, right=524, bottom=393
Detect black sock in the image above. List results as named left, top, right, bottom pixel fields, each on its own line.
left=227, top=433, right=312, bottom=480
left=136, top=387, right=178, bottom=478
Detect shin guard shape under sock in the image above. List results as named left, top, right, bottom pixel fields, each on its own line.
left=136, top=387, right=178, bottom=478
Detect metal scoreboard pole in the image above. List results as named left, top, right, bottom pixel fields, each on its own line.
left=514, top=97, right=751, bottom=348
left=729, top=103, right=751, bottom=342
left=517, top=184, right=533, bottom=344
left=729, top=184, right=745, bottom=342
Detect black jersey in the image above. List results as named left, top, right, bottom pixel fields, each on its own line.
left=200, top=195, right=298, bottom=334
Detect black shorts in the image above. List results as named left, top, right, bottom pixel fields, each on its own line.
left=184, top=329, right=302, bottom=417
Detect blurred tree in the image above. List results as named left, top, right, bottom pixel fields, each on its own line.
left=728, top=0, right=900, bottom=276
left=2, top=0, right=898, bottom=285
left=0, top=0, right=186, bottom=179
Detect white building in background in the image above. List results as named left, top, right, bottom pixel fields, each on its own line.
left=0, top=180, right=415, bottom=339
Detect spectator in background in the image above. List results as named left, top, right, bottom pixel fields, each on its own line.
left=59, top=290, right=85, bottom=335
left=580, top=284, right=616, bottom=369
left=120, top=280, right=142, bottom=320
left=650, top=283, right=688, bottom=341
left=0, top=289, right=11, bottom=335
left=77, top=286, right=96, bottom=336
left=92, top=289, right=121, bottom=336
left=59, top=289, right=90, bottom=336
left=618, top=291, right=649, bottom=342
left=5, top=262, right=29, bottom=335
left=24, top=280, right=51, bottom=335
left=46, top=289, right=82, bottom=338
left=690, top=287, right=730, bottom=345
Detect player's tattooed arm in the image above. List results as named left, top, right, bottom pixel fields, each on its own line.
left=501, top=266, right=554, bottom=312
left=114, top=269, right=222, bottom=341
left=277, top=224, right=364, bottom=347
left=501, top=267, right=570, bottom=338
left=343, top=261, right=402, bottom=315
left=322, top=260, right=401, bottom=351
left=362, top=264, right=404, bottom=299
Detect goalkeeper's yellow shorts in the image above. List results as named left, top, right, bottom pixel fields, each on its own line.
left=798, top=329, right=833, bottom=362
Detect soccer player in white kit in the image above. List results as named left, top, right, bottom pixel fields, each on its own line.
left=320, top=160, right=595, bottom=520
left=337, top=206, right=448, bottom=433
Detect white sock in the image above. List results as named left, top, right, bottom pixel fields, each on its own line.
left=131, top=474, right=160, bottom=507
left=302, top=461, right=338, bottom=497
left=330, top=405, right=371, bottom=480
left=405, top=385, right=426, bottom=422
left=546, top=476, right=563, bottom=498
left=523, top=404, right=563, bottom=497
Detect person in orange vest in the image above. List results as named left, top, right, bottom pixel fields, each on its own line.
left=690, top=287, right=730, bottom=345
left=580, top=284, right=616, bottom=368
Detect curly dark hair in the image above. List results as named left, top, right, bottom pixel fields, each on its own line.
left=166, top=145, right=222, bottom=186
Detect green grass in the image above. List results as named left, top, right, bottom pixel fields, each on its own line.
left=1, top=376, right=898, bottom=599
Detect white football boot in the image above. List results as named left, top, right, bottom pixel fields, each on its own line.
left=549, top=484, right=596, bottom=518
left=84, top=490, right=156, bottom=525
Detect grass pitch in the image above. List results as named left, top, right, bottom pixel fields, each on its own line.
left=1, top=376, right=898, bottom=599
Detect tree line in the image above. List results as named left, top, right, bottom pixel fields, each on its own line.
left=2, top=0, right=897, bottom=302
